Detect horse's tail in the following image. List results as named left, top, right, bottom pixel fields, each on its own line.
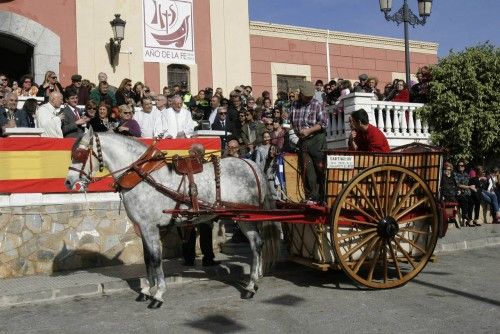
left=260, top=186, right=281, bottom=275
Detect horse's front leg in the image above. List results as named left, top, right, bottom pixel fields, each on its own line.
left=239, top=224, right=262, bottom=299
left=149, top=237, right=166, bottom=309
left=136, top=227, right=154, bottom=302
left=141, top=225, right=166, bottom=309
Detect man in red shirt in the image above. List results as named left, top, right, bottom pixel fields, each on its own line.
left=348, top=108, right=390, bottom=152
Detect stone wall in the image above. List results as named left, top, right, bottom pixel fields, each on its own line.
left=0, top=201, right=204, bottom=279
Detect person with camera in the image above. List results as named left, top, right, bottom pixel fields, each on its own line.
left=37, top=71, right=64, bottom=103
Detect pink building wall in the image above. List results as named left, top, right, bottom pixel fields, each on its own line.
left=250, top=35, right=438, bottom=96
left=0, top=0, right=78, bottom=86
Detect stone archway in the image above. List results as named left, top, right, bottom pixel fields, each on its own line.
left=0, top=11, right=60, bottom=85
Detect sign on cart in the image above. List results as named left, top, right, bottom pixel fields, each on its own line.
left=326, top=155, right=354, bottom=169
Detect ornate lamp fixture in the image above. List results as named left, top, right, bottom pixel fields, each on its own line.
left=379, top=0, right=433, bottom=86
left=109, top=14, right=126, bottom=66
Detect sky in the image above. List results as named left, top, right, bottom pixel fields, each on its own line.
left=248, top=0, right=500, bottom=57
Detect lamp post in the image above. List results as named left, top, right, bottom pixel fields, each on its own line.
left=109, top=14, right=126, bottom=66
left=379, top=0, right=433, bottom=87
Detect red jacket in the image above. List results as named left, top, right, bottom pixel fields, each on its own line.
left=392, top=89, right=410, bottom=103
left=354, top=124, right=390, bottom=152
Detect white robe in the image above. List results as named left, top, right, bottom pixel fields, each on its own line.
left=133, top=109, right=161, bottom=138
left=153, top=107, right=195, bottom=138
left=36, top=102, right=63, bottom=138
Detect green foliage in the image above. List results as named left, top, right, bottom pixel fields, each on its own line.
left=419, top=42, right=500, bottom=164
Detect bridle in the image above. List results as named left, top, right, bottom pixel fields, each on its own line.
left=68, top=133, right=104, bottom=187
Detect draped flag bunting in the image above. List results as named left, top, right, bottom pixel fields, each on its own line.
left=0, top=137, right=220, bottom=194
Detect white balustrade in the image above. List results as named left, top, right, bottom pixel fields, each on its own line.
left=326, top=92, right=430, bottom=149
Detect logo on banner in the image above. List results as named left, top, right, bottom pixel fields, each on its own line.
left=143, top=0, right=195, bottom=64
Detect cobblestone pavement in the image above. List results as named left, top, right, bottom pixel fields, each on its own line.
left=0, top=246, right=498, bottom=334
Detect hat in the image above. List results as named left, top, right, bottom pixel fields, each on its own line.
left=359, top=74, right=368, bottom=81
left=297, top=81, right=315, bottom=97
left=71, top=74, right=82, bottom=82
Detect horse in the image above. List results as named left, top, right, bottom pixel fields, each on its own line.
left=65, top=128, right=281, bottom=309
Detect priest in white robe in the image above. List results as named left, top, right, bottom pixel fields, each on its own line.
left=154, top=95, right=196, bottom=138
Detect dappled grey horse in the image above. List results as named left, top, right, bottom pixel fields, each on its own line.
left=65, top=129, right=280, bottom=309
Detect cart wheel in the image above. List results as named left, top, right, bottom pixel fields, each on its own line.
left=331, top=165, right=439, bottom=289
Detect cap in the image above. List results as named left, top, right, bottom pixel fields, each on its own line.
left=297, top=81, right=315, bottom=97
left=71, top=74, right=82, bottom=82
left=359, top=74, right=368, bottom=81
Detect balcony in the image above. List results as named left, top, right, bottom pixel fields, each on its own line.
left=326, top=93, right=430, bottom=149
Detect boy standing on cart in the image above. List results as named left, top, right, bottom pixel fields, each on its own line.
left=289, top=81, right=327, bottom=204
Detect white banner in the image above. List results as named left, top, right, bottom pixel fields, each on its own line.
left=142, top=0, right=195, bottom=64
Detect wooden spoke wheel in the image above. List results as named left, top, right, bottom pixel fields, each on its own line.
left=330, top=165, right=439, bottom=289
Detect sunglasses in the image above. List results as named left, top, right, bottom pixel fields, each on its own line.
left=219, top=112, right=227, bottom=115
left=144, top=90, right=150, bottom=93
left=51, top=76, right=57, bottom=79
left=123, top=112, right=132, bottom=115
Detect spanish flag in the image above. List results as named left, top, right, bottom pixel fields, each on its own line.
left=0, top=137, right=220, bottom=193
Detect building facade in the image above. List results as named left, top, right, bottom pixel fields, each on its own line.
left=0, top=0, right=438, bottom=97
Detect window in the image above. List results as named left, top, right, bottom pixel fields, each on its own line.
left=167, top=64, right=189, bottom=88
left=277, top=75, right=305, bottom=93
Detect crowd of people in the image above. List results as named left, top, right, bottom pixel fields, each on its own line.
left=2, top=69, right=433, bottom=201
left=441, top=162, right=500, bottom=225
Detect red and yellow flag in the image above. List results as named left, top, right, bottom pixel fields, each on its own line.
left=0, top=137, right=220, bottom=193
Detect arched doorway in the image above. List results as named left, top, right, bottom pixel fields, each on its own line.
left=0, top=33, right=34, bottom=84
left=0, top=11, right=61, bottom=85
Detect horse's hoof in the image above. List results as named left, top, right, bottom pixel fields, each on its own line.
left=147, top=299, right=163, bottom=309
left=241, top=291, right=255, bottom=299
left=135, top=293, right=149, bottom=302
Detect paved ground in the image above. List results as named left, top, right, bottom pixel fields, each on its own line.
left=0, top=223, right=499, bottom=309
left=0, top=245, right=498, bottom=334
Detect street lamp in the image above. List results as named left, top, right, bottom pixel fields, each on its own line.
left=109, top=14, right=126, bottom=66
left=379, top=0, right=432, bottom=87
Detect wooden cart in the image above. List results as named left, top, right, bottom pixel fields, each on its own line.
left=169, top=143, right=445, bottom=289
left=283, top=144, right=444, bottom=289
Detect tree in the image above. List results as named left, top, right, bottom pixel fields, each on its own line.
left=419, top=43, right=500, bottom=165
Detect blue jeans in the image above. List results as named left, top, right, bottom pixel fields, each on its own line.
left=481, top=191, right=499, bottom=216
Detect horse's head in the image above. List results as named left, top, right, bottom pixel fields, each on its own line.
left=65, top=127, right=102, bottom=192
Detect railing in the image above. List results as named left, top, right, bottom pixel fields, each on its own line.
left=326, top=93, right=430, bottom=149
